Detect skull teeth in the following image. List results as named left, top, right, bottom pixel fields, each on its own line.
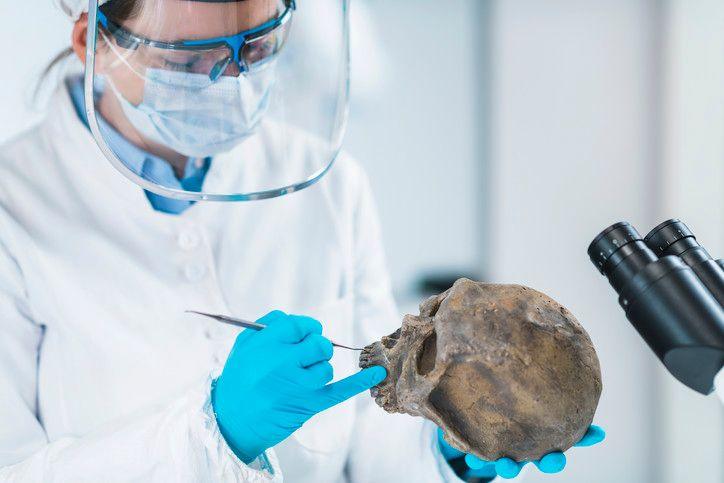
left=359, top=342, right=387, bottom=366
left=359, top=337, right=401, bottom=412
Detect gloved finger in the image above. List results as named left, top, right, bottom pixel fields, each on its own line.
left=534, top=452, right=566, bottom=473
left=495, top=458, right=524, bottom=479
left=575, top=425, right=606, bottom=447
left=295, top=334, right=334, bottom=367
left=464, top=454, right=489, bottom=470
left=294, top=361, right=335, bottom=389
left=311, top=366, right=387, bottom=412
left=261, top=313, right=323, bottom=344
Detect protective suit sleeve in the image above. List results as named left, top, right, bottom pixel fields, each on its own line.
left=0, top=236, right=281, bottom=482
left=342, top=162, right=470, bottom=482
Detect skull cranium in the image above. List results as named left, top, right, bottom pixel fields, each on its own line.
left=359, top=278, right=602, bottom=461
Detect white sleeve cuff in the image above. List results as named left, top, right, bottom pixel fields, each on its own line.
left=189, top=375, right=283, bottom=482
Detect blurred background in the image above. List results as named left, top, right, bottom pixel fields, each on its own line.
left=0, top=1, right=722, bottom=482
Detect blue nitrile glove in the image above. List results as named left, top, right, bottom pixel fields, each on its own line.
left=212, top=310, right=387, bottom=463
left=438, top=425, right=606, bottom=480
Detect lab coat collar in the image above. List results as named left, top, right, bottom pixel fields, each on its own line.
left=43, top=79, right=230, bottom=227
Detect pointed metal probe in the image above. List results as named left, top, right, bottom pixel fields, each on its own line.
left=186, top=310, right=364, bottom=351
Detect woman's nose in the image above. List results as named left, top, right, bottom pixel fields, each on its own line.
left=222, top=61, right=242, bottom=77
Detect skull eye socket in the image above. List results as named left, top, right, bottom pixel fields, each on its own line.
left=417, top=330, right=437, bottom=376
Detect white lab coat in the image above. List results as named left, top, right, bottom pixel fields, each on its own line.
left=0, top=83, right=466, bottom=482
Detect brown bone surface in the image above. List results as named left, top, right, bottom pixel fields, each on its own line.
left=359, top=278, right=602, bottom=461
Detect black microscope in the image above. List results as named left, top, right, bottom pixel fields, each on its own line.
left=588, top=219, right=724, bottom=395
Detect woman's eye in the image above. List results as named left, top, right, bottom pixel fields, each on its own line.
left=161, top=56, right=199, bottom=70
left=162, top=59, right=192, bottom=69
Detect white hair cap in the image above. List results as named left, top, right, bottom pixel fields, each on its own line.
left=55, top=0, right=112, bottom=21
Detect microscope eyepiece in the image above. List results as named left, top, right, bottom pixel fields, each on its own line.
left=588, top=222, right=657, bottom=293
left=644, top=219, right=696, bottom=257
left=588, top=222, right=641, bottom=274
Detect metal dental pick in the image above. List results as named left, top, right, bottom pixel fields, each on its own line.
left=186, top=310, right=364, bottom=351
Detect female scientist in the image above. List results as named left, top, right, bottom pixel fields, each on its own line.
left=0, top=1, right=602, bottom=481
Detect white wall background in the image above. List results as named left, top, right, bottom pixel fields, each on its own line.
left=0, top=2, right=722, bottom=483
left=345, top=0, right=485, bottom=295
left=0, top=3, right=68, bottom=143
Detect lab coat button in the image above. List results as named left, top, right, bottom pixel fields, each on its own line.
left=184, top=263, right=207, bottom=282
left=178, top=231, right=200, bottom=250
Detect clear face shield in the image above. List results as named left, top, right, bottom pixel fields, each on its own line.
left=84, top=0, right=350, bottom=201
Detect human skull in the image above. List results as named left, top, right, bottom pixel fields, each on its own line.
left=359, top=278, right=602, bottom=461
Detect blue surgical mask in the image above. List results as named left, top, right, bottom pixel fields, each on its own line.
left=107, top=67, right=275, bottom=158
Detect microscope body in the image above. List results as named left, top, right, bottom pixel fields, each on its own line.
left=589, top=220, right=724, bottom=396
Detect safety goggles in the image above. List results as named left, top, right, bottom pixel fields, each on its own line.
left=97, top=0, right=295, bottom=86
left=85, top=0, right=351, bottom=202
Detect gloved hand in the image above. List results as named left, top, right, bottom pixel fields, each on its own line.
left=212, top=310, right=387, bottom=463
left=438, top=425, right=606, bottom=480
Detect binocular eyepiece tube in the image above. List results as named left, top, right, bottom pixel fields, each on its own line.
left=588, top=220, right=724, bottom=395
left=645, top=219, right=724, bottom=306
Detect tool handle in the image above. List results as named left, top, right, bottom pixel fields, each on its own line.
left=187, top=310, right=363, bottom=351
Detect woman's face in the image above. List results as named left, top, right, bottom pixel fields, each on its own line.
left=96, top=0, right=280, bottom=105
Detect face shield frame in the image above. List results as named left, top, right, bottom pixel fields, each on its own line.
left=83, top=0, right=351, bottom=202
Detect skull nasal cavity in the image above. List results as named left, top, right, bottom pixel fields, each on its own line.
left=417, top=331, right=438, bottom=375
